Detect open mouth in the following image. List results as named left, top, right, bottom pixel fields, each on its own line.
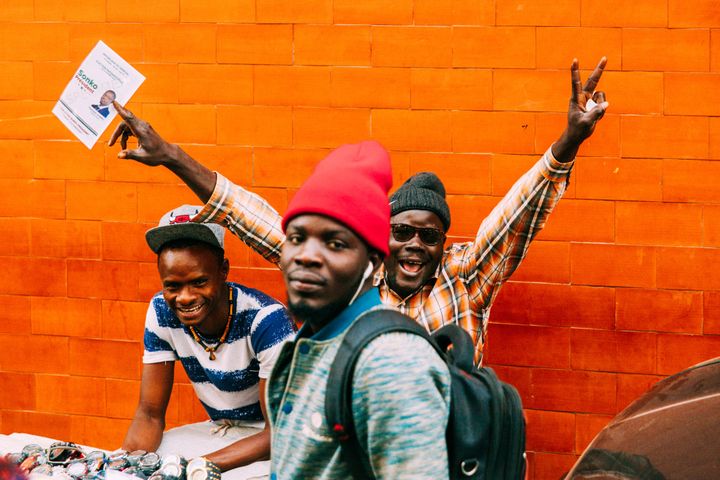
left=176, top=303, right=205, bottom=320
left=400, top=260, right=425, bottom=275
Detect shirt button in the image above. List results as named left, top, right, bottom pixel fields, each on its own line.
left=282, top=402, right=293, bottom=414
left=298, top=343, right=310, bottom=354
left=270, top=474, right=277, bottom=480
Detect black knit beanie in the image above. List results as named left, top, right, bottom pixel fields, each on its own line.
left=389, top=172, right=451, bottom=231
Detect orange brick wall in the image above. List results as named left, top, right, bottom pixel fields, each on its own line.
left=1, top=2, right=719, bottom=478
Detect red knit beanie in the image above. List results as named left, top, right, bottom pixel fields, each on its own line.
left=282, top=141, right=392, bottom=257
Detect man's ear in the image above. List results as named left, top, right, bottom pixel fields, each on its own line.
left=369, top=251, right=383, bottom=274
left=222, top=258, right=230, bottom=279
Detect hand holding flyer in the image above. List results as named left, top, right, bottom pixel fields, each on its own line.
left=53, top=41, right=145, bottom=149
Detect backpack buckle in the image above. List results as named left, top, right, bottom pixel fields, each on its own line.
left=460, top=459, right=479, bottom=476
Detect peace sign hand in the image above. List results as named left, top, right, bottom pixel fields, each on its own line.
left=566, top=57, right=609, bottom=144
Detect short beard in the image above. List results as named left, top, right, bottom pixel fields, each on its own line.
left=288, top=298, right=349, bottom=330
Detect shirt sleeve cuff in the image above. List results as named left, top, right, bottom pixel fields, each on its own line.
left=194, top=172, right=230, bottom=224
left=143, top=351, right=177, bottom=364
left=543, top=145, right=575, bottom=183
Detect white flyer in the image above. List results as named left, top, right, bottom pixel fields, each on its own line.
left=53, top=40, right=145, bottom=149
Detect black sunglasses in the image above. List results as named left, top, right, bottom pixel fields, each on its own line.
left=391, top=224, right=445, bottom=246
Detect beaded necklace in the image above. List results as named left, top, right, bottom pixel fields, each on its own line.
left=189, top=287, right=233, bottom=361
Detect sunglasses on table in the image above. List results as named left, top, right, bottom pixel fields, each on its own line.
left=390, top=224, right=445, bottom=246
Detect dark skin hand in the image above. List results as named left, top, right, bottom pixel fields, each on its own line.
left=551, top=57, right=609, bottom=163
left=108, top=102, right=216, bottom=203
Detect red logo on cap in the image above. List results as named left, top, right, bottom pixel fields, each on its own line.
left=170, top=214, right=192, bottom=224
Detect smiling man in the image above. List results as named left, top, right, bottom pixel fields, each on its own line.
left=266, top=141, right=451, bottom=478
left=111, top=57, right=608, bottom=364
left=120, top=205, right=295, bottom=480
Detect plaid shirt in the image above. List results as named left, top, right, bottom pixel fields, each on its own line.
left=195, top=147, right=572, bottom=364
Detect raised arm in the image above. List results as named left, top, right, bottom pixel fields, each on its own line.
left=122, top=361, right=174, bottom=452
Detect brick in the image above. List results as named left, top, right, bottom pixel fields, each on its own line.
left=372, top=109, right=451, bottom=152
left=489, top=365, right=532, bottom=401
left=330, top=67, right=410, bottom=109
left=334, top=0, right=412, bottom=24
left=0, top=100, right=69, bottom=140
left=102, top=222, right=155, bottom=263
left=414, top=0, right=494, bottom=25
left=453, top=27, right=535, bottom=68
left=669, top=0, right=720, bottom=27
left=66, top=181, right=136, bottom=222
left=410, top=68, right=492, bottom=110
left=665, top=73, right=720, bottom=116
left=295, top=25, right=370, bottom=66
left=139, top=262, right=163, bottom=301
left=177, top=64, right=250, bottom=105
left=0, top=334, right=69, bottom=374
left=616, top=202, right=703, bottom=247
left=231, top=268, right=286, bottom=303
left=294, top=108, right=370, bottom=148
left=70, top=338, right=142, bottom=379
left=621, top=116, right=708, bottom=159
left=492, top=282, right=616, bottom=330
left=525, top=409, right=575, bottom=453
left=36, top=374, right=106, bottom=416
left=703, top=291, right=720, bottom=334
left=581, top=0, right=667, bottom=27
left=254, top=66, right=331, bottom=107
left=616, top=373, right=662, bottom=411
left=713, top=30, right=720, bottom=72
left=68, top=260, right=140, bottom=301
left=0, top=140, right=33, bottom=179
left=0, top=295, right=31, bottom=334
left=497, top=0, right=580, bottom=26
left=664, top=159, right=720, bottom=203
left=531, top=453, right=580, bottom=480
left=485, top=324, right=571, bottom=369
left=181, top=0, right=255, bottom=22
left=536, top=112, right=621, bottom=158
left=217, top=106, right=292, bottom=147
left=538, top=199, right=615, bottom=243
left=145, top=24, right=216, bottom=63
left=102, top=300, right=148, bottom=342
left=0, top=0, right=32, bottom=21
left=70, top=415, right=131, bottom=450
left=453, top=111, right=536, bottom=154
left=32, top=62, right=75, bottom=102
left=253, top=148, right=324, bottom=188
left=0, top=256, right=66, bottom=296
left=408, top=153, right=492, bottom=195
left=135, top=184, right=202, bottom=224
left=30, top=219, right=102, bottom=259
left=372, top=26, right=452, bottom=67
left=511, top=241, right=571, bottom=284
left=31, top=297, right=102, bottom=338
left=140, top=104, right=216, bottom=145
left=69, top=24, right=144, bottom=64
left=657, top=334, right=720, bottom=375
left=34, top=140, right=104, bottom=180
left=705, top=205, right=720, bottom=247
left=104, top=152, right=181, bottom=184
left=0, top=217, right=29, bottom=256
left=0, top=372, right=35, bottom=409
left=444, top=195, right=498, bottom=237
left=571, top=329, right=657, bottom=374
left=0, top=179, right=65, bottom=219
left=529, top=369, right=616, bottom=414
left=571, top=243, right=656, bottom=288
left=495, top=69, right=567, bottom=112
left=575, top=414, right=613, bottom=453
left=623, top=28, right=710, bottom=72
left=34, top=0, right=105, bottom=21
left=131, top=64, right=178, bottom=104
left=657, top=247, right=720, bottom=290
left=179, top=145, right=252, bottom=187
left=106, top=378, right=141, bottom=419
left=0, top=62, right=33, bottom=100
left=1, top=411, right=71, bottom=439
left=107, top=0, right=178, bottom=21
left=537, top=28, right=621, bottom=70
left=625, top=288, right=701, bottom=336
left=0, top=23, right=69, bottom=61
left=173, top=382, right=209, bottom=424
left=711, top=117, right=720, bottom=159
left=490, top=154, right=547, bottom=195
left=218, top=25, right=292, bottom=65
left=256, top=0, right=330, bottom=23
left=599, top=71, right=663, bottom=115
left=575, top=157, right=663, bottom=201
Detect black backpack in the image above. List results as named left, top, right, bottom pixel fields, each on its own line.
left=325, top=308, right=526, bottom=479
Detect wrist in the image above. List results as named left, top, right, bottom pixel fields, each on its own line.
left=552, top=130, right=581, bottom=163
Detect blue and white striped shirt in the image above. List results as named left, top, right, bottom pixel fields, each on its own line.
left=143, top=282, right=296, bottom=422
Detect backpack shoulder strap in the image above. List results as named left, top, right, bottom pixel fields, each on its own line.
left=325, top=307, right=439, bottom=479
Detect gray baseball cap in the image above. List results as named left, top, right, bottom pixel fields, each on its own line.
left=145, top=204, right=225, bottom=254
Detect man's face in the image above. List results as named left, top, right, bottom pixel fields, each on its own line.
left=280, top=214, right=373, bottom=327
left=384, top=209, right=446, bottom=298
left=99, top=91, right=115, bottom=106
left=158, top=244, right=228, bottom=333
